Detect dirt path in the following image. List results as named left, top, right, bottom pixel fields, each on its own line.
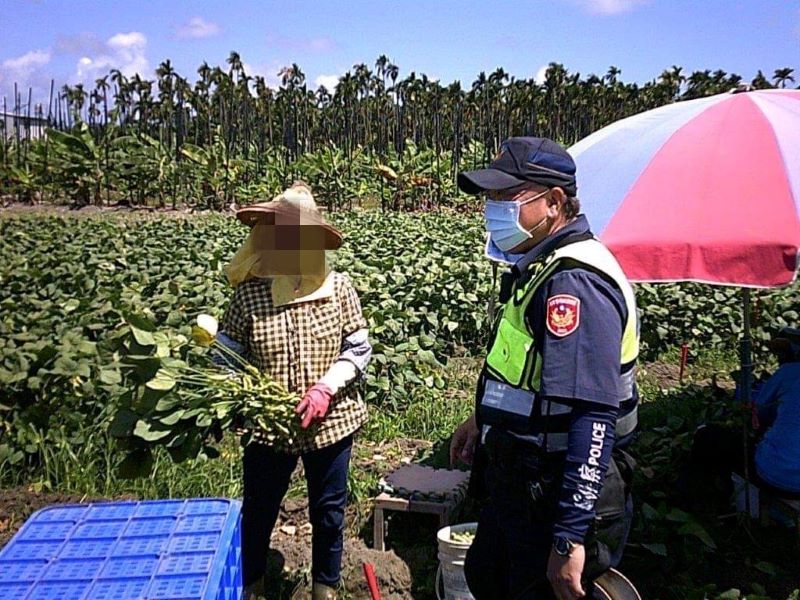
left=0, top=487, right=127, bottom=547
left=0, top=438, right=436, bottom=599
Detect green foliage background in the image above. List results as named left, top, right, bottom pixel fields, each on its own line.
left=2, top=57, right=793, bottom=211
left=1, top=211, right=799, bottom=599
left=2, top=211, right=799, bottom=475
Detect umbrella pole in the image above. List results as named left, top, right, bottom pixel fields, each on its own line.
left=740, top=288, right=753, bottom=520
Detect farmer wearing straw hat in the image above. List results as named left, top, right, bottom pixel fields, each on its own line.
left=449, top=138, right=640, bottom=600
left=218, top=182, right=371, bottom=600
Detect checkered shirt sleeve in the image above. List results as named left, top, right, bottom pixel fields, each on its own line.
left=338, top=273, right=368, bottom=336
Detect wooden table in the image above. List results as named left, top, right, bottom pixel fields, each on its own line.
left=372, top=465, right=470, bottom=551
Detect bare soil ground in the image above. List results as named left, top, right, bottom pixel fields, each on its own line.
left=0, top=487, right=138, bottom=547
left=2, top=339, right=784, bottom=597
left=0, top=487, right=89, bottom=547
left=0, top=438, right=433, bottom=599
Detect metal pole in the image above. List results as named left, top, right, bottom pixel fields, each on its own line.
left=740, top=288, right=753, bottom=519
left=2, top=96, right=7, bottom=168
left=14, top=83, right=20, bottom=167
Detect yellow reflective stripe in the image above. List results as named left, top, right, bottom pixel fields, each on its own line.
left=621, top=321, right=639, bottom=363
left=552, top=239, right=639, bottom=363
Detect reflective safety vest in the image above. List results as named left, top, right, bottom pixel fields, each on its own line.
left=478, top=237, right=639, bottom=452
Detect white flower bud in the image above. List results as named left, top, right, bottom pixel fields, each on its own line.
left=196, top=314, right=219, bottom=337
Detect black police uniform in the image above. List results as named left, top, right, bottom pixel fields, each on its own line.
left=464, top=217, right=637, bottom=600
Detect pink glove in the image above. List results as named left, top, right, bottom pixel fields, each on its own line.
left=295, top=383, right=334, bottom=429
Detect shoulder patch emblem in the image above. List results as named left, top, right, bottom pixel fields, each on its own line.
left=546, top=294, right=580, bottom=337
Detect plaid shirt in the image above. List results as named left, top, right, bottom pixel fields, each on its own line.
left=220, top=271, right=369, bottom=454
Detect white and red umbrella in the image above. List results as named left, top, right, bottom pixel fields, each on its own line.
left=570, top=89, right=800, bottom=288
left=570, top=89, right=800, bottom=500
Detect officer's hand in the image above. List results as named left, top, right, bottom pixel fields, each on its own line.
left=449, top=413, right=479, bottom=467
left=547, top=544, right=586, bottom=600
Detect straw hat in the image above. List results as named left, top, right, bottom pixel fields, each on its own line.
left=235, top=182, right=343, bottom=249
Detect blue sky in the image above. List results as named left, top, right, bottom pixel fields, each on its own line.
left=2, top=0, right=798, bottom=107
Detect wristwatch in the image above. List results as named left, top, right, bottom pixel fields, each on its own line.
left=553, top=535, right=576, bottom=557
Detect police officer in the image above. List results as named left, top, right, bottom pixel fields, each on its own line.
left=449, top=137, right=639, bottom=600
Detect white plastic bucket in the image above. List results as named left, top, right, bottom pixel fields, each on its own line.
left=435, top=522, right=477, bottom=600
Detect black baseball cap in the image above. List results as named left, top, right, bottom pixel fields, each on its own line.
left=458, top=137, right=577, bottom=196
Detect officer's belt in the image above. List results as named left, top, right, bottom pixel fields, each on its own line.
left=486, top=406, right=638, bottom=453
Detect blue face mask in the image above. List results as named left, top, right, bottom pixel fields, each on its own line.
left=484, top=235, right=525, bottom=265
left=484, top=190, right=549, bottom=253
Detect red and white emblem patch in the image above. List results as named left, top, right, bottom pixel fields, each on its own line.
left=546, top=294, right=580, bottom=337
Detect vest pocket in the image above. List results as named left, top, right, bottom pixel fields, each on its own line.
left=478, top=378, right=537, bottom=434
left=485, top=317, right=533, bottom=387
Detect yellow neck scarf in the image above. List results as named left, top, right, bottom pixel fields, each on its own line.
left=225, top=221, right=330, bottom=305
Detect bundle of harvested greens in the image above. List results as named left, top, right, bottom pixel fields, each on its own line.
left=107, top=314, right=309, bottom=477
left=450, top=529, right=476, bottom=545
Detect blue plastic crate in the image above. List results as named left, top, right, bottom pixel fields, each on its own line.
left=0, top=499, right=242, bottom=600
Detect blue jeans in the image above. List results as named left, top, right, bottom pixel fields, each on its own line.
left=242, top=435, right=353, bottom=587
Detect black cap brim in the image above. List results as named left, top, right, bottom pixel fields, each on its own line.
left=457, top=168, right=526, bottom=195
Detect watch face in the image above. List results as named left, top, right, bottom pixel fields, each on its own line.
left=554, top=537, right=572, bottom=556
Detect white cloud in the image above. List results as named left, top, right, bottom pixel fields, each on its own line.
left=572, top=0, right=647, bottom=15
left=107, top=32, right=148, bottom=76
left=177, top=17, right=221, bottom=40
left=108, top=31, right=146, bottom=50
left=1, top=32, right=150, bottom=107
left=73, top=31, right=149, bottom=84
left=2, top=49, right=51, bottom=73
left=314, top=74, right=340, bottom=90
left=534, top=64, right=549, bottom=84
left=0, top=49, right=52, bottom=95
left=307, top=37, right=337, bottom=52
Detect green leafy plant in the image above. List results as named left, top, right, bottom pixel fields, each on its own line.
left=107, top=313, right=307, bottom=477
left=45, top=122, right=111, bottom=205
left=1, top=211, right=799, bottom=598
left=113, top=134, right=178, bottom=207
left=181, top=127, right=245, bottom=209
